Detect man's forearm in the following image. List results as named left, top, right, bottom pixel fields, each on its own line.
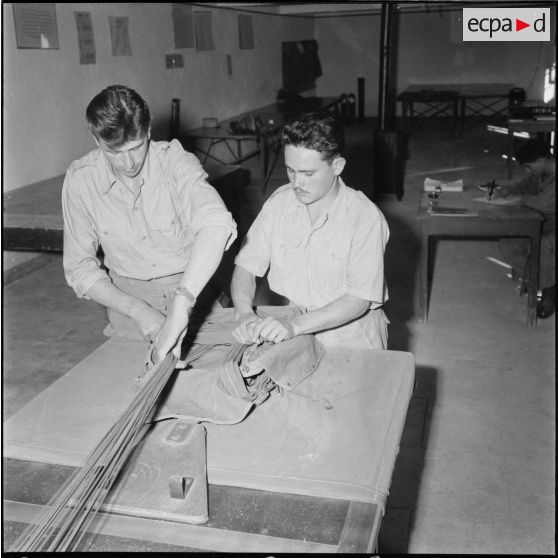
left=231, top=265, right=257, bottom=316
left=176, top=226, right=232, bottom=297
left=85, top=225, right=231, bottom=321
left=85, top=276, right=149, bottom=318
left=290, top=294, right=371, bottom=336
left=152, top=225, right=232, bottom=358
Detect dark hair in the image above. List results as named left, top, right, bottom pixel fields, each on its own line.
left=282, top=112, right=344, bottom=162
left=86, top=85, right=151, bottom=147
left=516, top=138, right=551, bottom=165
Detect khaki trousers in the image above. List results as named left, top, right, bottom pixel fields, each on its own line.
left=103, top=270, right=182, bottom=339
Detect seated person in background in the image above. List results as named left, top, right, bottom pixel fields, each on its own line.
left=231, top=112, right=390, bottom=349
left=495, top=139, right=555, bottom=318
left=63, top=85, right=237, bottom=361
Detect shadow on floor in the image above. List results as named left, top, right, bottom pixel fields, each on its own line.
left=379, top=364, right=438, bottom=553
left=381, top=204, right=421, bottom=353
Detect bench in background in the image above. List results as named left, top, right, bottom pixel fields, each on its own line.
left=3, top=165, right=249, bottom=252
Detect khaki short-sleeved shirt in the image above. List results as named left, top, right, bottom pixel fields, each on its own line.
left=62, top=139, right=236, bottom=298
left=235, top=179, right=389, bottom=311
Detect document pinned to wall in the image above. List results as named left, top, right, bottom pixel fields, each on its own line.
left=109, top=16, right=132, bottom=56
left=239, top=14, right=254, bottom=50
left=172, top=3, right=194, bottom=48
left=194, top=11, right=214, bottom=51
left=75, top=12, right=96, bottom=64
left=13, top=3, right=59, bottom=49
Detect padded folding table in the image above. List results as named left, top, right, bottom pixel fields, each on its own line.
left=3, top=307, right=414, bottom=553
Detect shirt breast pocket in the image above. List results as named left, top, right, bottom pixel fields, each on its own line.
left=149, top=216, right=188, bottom=254
left=274, top=226, right=302, bottom=264
left=150, top=215, right=179, bottom=236
left=99, top=226, right=132, bottom=264
left=145, top=186, right=184, bottom=239
left=312, top=240, right=350, bottom=292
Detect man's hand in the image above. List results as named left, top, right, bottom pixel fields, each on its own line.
left=129, top=302, right=166, bottom=343
left=252, top=316, right=295, bottom=344
left=232, top=311, right=261, bottom=344
left=155, top=297, right=190, bottom=362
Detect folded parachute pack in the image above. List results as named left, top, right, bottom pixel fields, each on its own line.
left=147, top=307, right=329, bottom=425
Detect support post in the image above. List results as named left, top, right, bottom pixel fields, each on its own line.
left=358, top=77, right=365, bottom=124
left=374, top=3, right=407, bottom=201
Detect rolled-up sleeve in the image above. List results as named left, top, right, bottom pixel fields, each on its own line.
left=165, top=139, right=237, bottom=249
left=346, top=210, right=390, bottom=307
left=234, top=201, right=273, bottom=277
left=62, top=170, right=108, bottom=298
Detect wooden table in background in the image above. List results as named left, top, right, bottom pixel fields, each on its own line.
left=417, top=189, right=543, bottom=328
left=182, top=96, right=343, bottom=188
left=458, top=82, right=514, bottom=133
left=397, top=85, right=460, bottom=138
left=397, top=83, right=515, bottom=138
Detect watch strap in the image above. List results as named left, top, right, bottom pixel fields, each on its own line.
left=169, top=284, right=197, bottom=306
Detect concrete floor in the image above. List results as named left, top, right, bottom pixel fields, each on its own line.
left=2, top=119, right=555, bottom=553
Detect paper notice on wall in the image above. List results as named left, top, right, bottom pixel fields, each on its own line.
left=13, top=3, right=59, bottom=49
left=172, top=3, right=194, bottom=48
left=75, top=12, right=96, bottom=64
left=194, top=11, right=214, bottom=51
left=239, top=14, right=254, bottom=50
left=109, top=16, right=132, bottom=56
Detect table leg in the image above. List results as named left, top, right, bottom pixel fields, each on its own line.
left=201, top=140, right=213, bottom=165
left=459, top=97, right=466, bottom=137
left=400, top=102, right=407, bottom=130
left=507, top=127, right=514, bottom=179
left=418, top=229, right=429, bottom=322
left=526, top=229, right=541, bottom=328
left=452, top=99, right=459, bottom=140
left=263, top=136, right=283, bottom=195
left=261, top=135, right=269, bottom=182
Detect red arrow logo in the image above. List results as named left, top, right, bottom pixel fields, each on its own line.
left=516, top=18, right=530, bottom=31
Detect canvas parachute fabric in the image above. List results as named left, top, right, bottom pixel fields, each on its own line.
left=154, top=307, right=327, bottom=423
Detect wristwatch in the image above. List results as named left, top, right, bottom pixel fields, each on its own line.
left=169, top=284, right=197, bottom=307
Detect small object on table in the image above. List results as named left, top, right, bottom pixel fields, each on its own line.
left=202, top=117, right=219, bottom=129
left=427, top=185, right=442, bottom=200
left=487, top=179, right=496, bottom=200
left=427, top=206, right=477, bottom=216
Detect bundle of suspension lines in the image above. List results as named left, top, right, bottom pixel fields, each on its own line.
left=12, top=341, right=213, bottom=552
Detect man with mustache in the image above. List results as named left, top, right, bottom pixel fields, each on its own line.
left=62, top=85, right=236, bottom=361
left=231, top=112, right=390, bottom=349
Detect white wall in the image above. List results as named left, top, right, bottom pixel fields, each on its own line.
left=396, top=9, right=555, bottom=100
left=315, top=8, right=556, bottom=115
left=315, top=15, right=382, bottom=116
left=2, top=3, right=313, bottom=192
left=4, top=4, right=555, bottom=193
